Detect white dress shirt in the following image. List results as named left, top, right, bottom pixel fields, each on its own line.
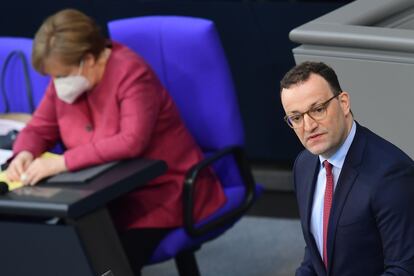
left=310, top=121, right=356, bottom=257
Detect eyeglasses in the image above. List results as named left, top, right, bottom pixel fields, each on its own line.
left=284, top=94, right=339, bottom=129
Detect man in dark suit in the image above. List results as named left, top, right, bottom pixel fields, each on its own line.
left=280, top=61, right=414, bottom=275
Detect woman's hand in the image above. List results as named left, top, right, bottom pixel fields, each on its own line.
left=22, top=155, right=67, bottom=186
left=6, top=151, right=34, bottom=182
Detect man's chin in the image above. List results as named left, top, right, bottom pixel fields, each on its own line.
left=306, top=144, right=328, bottom=156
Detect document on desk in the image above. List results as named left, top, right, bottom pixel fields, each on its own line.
left=0, top=150, right=118, bottom=188
left=0, top=149, right=13, bottom=167
left=0, top=118, right=25, bottom=135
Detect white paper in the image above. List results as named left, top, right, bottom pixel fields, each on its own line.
left=0, top=118, right=25, bottom=135
left=0, top=149, right=13, bottom=168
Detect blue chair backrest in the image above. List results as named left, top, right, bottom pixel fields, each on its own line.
left=108, top=16, right=245, bottom=188
left=0, top=37, right=50, bottom=113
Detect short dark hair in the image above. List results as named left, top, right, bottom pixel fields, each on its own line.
left=280, top=61, right=342, bottom=96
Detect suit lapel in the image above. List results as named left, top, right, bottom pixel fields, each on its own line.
left=303, top=155, right=326, bottom=273
left=326, top=124, right=366, bottom=273
left=304, top=156, right=320, bottom=233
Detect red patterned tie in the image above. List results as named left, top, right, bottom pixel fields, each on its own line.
left=323, top=160, right=334, bottom=270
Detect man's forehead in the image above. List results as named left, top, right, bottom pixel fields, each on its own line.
left=281, top=77, right=332, bottom=113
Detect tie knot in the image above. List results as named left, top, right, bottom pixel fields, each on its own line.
left=323, top=160, right=333, bottom=176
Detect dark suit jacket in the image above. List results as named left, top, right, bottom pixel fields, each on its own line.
left=294, top=123, right=414, bottom=276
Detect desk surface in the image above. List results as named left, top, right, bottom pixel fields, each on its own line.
left=0, top=158, right=167, bottom=219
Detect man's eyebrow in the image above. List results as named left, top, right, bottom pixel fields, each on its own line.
left=286, top=99, right=324, bottom=114
left=287, top=111, right=301, bottom=116
left=311, top=101, right=325, bottom=108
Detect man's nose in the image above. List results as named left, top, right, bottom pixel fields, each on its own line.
left=303, top=113, right=318, bottom=131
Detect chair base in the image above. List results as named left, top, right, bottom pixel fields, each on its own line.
left=175, top=250, right=201, bottom=276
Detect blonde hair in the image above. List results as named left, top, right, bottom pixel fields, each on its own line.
left=32, top=9, right=107, bottom=74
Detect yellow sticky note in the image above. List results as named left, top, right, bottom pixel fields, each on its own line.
left=0, top=152, right=61, bottom=191
left=40, top=152, right=61, bottom=160
left=0, top=171, right=22, bottom=191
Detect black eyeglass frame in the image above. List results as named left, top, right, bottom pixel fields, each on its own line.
left=283, top=93, right=341, bottom=129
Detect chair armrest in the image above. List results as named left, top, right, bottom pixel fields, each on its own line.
left=183, top=146, right=256, bottom=237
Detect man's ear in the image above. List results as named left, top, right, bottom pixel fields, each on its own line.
left=339, top=91, right=351, bottom=115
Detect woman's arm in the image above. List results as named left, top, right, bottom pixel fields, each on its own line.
left=13, top=82, right=60, bottom=157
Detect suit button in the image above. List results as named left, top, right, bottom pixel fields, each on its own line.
left=85, top=125, right=93, bottom=132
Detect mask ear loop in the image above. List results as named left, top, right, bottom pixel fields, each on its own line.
left=77, top=60, right=84, bottom=76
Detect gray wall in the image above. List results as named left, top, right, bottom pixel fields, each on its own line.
left=291, top=0, right=414, bottom=158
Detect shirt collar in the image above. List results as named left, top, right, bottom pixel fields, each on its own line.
left=319, top=121, right=356, bottom=169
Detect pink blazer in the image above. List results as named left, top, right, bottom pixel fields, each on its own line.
left=13, top=42, right=226, bottom=229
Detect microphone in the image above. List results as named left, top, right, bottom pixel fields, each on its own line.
left=0, top=182, right=9, bottom=195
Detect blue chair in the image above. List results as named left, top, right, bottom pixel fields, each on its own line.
left=0, top=37, right=50, bottom=113
left=108, top=16, right=262, bottom=275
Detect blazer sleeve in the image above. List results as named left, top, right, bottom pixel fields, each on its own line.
left=64, top=66, right=162, bottom=171
left=373, top=165, right=414, bottom=275
left=13, top=82, right=60, bottom=157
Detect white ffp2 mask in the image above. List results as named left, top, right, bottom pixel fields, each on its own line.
left=53, top=61, right=91, bottom=104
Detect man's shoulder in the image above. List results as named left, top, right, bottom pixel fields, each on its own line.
left=356, top=123, right=414, bottom=165
left=294, top=149, right=316, bottom=170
